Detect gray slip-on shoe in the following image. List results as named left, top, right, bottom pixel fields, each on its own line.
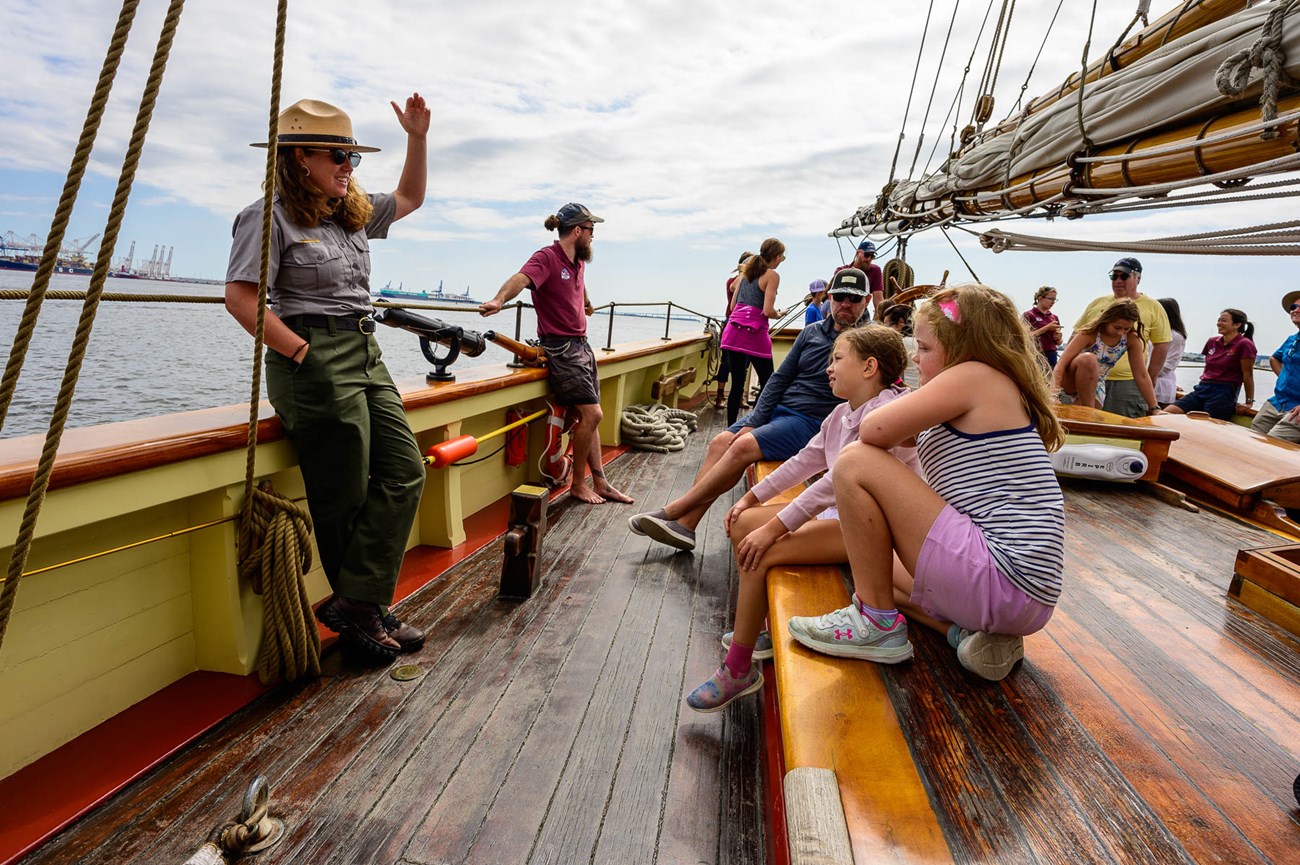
left=640, top=513, right=696, bottom=551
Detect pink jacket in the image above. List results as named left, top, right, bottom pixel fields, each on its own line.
left=749, top=386, right=920, bottom=532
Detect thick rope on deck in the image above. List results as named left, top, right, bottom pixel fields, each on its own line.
left=0, top=0, right=185, bottom=656
left=620, top=403, right=698, bottom=453
left=239, top=482, right=320, bottom=686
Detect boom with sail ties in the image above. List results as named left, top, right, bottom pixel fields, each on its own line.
left=837, top=0, right=1300, bottom=256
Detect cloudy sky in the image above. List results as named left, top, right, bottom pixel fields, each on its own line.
left=3, top=0, right=1299, bottom=352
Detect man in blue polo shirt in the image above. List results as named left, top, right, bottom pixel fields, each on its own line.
left=1251, top=289, right=1300, bottom=443
left=629, top=268, right=871, bottom=551
left=481, top=202, right=632, bottom=505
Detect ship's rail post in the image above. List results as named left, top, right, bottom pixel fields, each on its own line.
left=604, top=302, right=617, bottom=352
left=663, top=302, right=673, bottom=341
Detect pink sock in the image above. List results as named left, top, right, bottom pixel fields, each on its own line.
left=724, top=641, right=754, bottom=678
left=854, top=593, right=901, bottom=629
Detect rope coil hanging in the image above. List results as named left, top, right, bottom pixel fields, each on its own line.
left=620, top=403, right=698, bottom=453
left=234, top=0, right=321, bottom=686
left=1214, top=0, right=1300, bottom=140
left=239, top=482, right=320, bottom=684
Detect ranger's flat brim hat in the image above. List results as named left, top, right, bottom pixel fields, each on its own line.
left=250, top=99, right=380, bottom=152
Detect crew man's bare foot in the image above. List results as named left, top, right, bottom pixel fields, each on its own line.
left=570, top=482, right=606, bottom=504
left=595, top=481, right=634, bottom=504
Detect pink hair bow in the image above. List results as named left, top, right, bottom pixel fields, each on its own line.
left=937, top=298, right=961, bottom=323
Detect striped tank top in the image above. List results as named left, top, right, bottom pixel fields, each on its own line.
left=917, top=422, right=1065, bottom=606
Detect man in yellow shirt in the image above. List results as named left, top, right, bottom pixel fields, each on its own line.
left=1072, top=257, right=1171, bottom=417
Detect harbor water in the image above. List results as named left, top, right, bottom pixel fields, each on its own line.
left=0, top=270, right=1280, bottom=440
left=0, top=272, right=713, bottom=439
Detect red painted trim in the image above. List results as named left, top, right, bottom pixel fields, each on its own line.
left=762, top=656, right=791, bottom=865
left=0, top=671, right=267, bottom=865
left=0, top=447, right=626, bottom=865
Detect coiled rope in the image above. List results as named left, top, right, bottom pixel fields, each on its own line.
left=239, top=482, right=320, bottom=684
left=235, top=0, right=320, bottom=686
left=0, top=0, right=184, bottom=655
left=620, top=403, right=698, bottom=453
left=1214, top=0, right=1300, bottom=140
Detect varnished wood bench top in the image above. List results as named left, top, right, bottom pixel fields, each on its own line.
left=1148, top=412, right=1300, bottom=499
left=749, top=460, right=952, bottom=862
left=1055, top=403, right=1180, bottom=441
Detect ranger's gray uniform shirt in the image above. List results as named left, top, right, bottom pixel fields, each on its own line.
left=225, top=192, right=397, bottom=317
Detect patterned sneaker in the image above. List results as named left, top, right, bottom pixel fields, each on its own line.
left=627, top=508, right=667, bottom=537
left=639, top=513, right=696, bottom=551
left=721, top=629, right=774, bottom=661
left=787, top=603, right=913, bottom=662
left=955, top=630, right=1024, bottom=681
left=685, top=663, right=764, bottom=713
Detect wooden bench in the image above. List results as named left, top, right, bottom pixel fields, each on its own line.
left=748, top=462, right=951, bottom=864
left=1146, top=411, right=1300, bottom=512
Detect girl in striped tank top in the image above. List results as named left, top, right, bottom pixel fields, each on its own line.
left=788, top=284, right=1066, bottom=681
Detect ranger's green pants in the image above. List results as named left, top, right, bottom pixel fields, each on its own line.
left=266, top=324, right=425, bottom=605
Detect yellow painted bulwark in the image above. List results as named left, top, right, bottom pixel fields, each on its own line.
left=0, top=334, right=710, bottom=778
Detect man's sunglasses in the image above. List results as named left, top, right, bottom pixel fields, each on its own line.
left=1109, top=271, right=1133, bottom=281
left=309, top=147, right=362, bottom=167
left=1290, top=303, right=1300, bottom=311
left=830, top=292, right=863, bottom=303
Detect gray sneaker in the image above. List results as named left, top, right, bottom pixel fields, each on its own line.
left=639, top=512, right=696, bottom=551
left=787, top=603, right=913, bottom=662
left=721, top=629, right=774, bottom=661
left=627, top=508, right=667, bottom=537
left=955, top=630, right=1024, bottom=681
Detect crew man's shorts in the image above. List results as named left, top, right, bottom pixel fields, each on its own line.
left=541, top=336, right=600, bottom=406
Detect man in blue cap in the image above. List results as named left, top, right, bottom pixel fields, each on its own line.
left=481, top=203, right=633, bottom=505
left=832, top=240, right=885, bottom=318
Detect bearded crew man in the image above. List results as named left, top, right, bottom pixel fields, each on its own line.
left=480, top=203, right=633, bottom=505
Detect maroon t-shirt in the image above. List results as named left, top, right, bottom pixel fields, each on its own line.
left=1023, top=307, right=1061, bottom=352
left=520, top=241, right=586, bottom=338
left=833, top=262, right=884, bottom=297
left=1200, top=335, right=1257, bottom=383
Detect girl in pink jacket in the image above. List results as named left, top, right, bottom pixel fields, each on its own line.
left=686, top=325, right=921, bottom=712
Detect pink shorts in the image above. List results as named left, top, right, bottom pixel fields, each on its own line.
left=911, top=505, right=1055, bottom=636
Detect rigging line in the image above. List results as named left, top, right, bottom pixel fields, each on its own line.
left=973, top=0, right=1011, bottom=127
left=1158, top=0, right=1201, bottom=49
left=1075, top=0, right=1100, bottom=152
left=948, top=0, right=1000, bottom=165
left=985, top=0, right=1017, bottom=112
left=908, top=0, right=964, bottom=180
left=1003, top=0, right=1066, bottom=120
left=1075, top=187, right=1300, bottom=214
left=1099, top=2, right=1152, bottom=79
left=888, top=0, right=938, bottom=186
left=941, top=226, right=981, bottom=282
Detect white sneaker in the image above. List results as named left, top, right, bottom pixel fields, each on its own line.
left=787, top=603, right=913, bottom=662
left=955, top=630, right=1024, bottom=681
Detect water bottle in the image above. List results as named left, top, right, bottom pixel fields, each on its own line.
left=1049, top=444, right=1147, bottom=481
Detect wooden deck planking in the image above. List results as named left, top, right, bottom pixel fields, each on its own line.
left=19, top=406, right=1300, bottom=864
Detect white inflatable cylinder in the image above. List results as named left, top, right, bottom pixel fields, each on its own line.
left=1049, top=444, right=1147, bottom=481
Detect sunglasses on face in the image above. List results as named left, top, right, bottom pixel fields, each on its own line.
left=1109, top=271, right=1132, bottom=281
left=830, top=292, right=863, bottom=303
left=1290, top=303, right=1300, bottom=311
left=579, top=224, right=595, bottom=235
left=310, top=147, right=362, bottom=167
